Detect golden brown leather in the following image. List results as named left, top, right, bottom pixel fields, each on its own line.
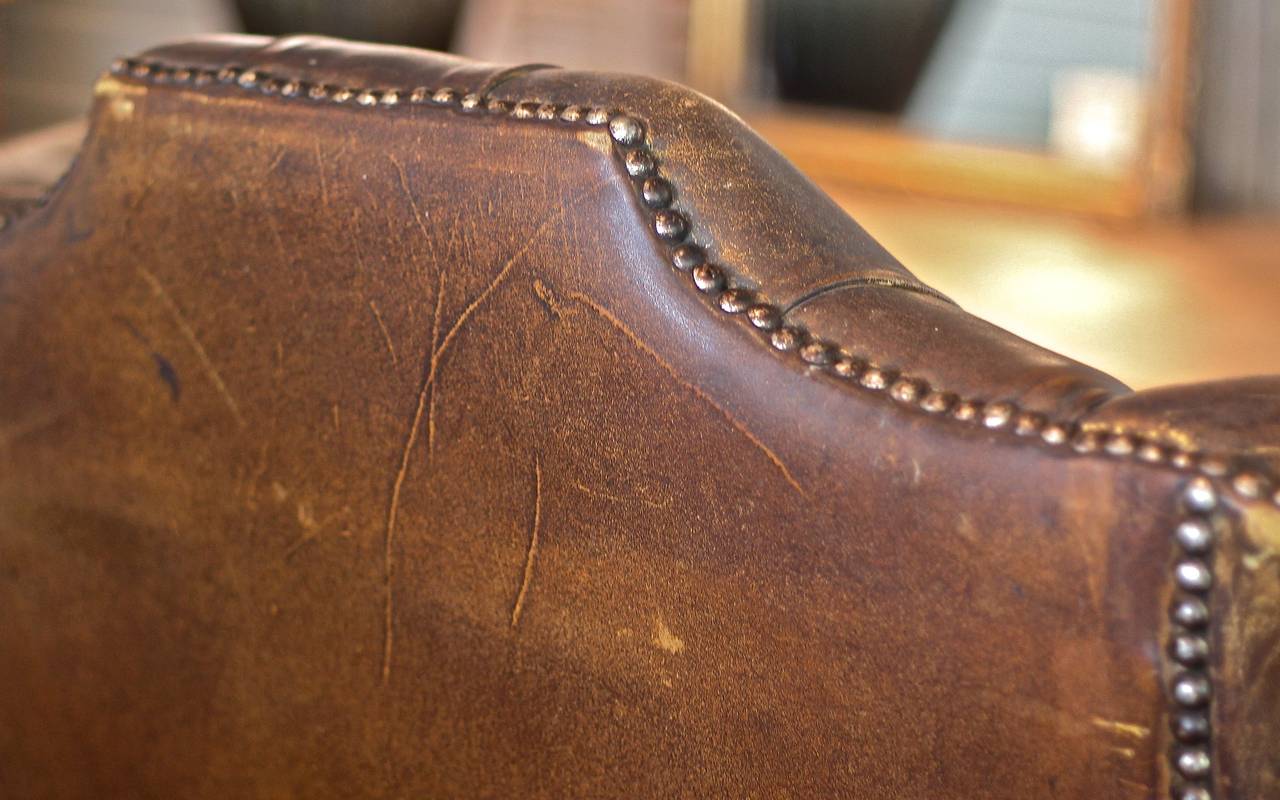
left=1, top=35, right=1277, bottom=799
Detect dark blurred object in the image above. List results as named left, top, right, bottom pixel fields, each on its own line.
left=233, top=0, right=463, bottom=50
left=0, top=0, right=237, bottom=137
left=1193, top=0, right=1280, bottom=214
left=763, top=0, right=956, bottom=114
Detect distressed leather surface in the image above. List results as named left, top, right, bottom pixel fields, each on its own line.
left=1, top=35, right=1277, bottom=799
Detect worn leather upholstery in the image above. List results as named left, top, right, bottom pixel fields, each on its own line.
left=1, top=35, right=1277, bottom=799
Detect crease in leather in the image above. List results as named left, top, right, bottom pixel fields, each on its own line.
left=780, top=274, right=958, bottom=317
left=476, top=63, right=561, bottom=98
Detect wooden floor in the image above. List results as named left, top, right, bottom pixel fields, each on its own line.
left=823, top=184, right=1280, bottom=390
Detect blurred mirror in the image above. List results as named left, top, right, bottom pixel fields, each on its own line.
left=457, top=0, right=1195, bottom=218
left=737, top=0, right=1194, bottom=217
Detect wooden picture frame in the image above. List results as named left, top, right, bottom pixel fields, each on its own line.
left=687, top=0, right=1198, bottom=219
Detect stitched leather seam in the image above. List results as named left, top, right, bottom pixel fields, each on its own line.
left=37, top=58, right=1266, bottom=797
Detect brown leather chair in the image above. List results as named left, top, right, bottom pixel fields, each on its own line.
left=1, top=35, right=1276, bottom=800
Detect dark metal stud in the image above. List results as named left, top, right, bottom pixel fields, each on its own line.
left=641, top=177, right=673, bottom=208
left=408, top=87, right=430, bottom=103
left=1014, top=411, right=1045, bottom=437
left=890, top=378, right=924, bottom=404
left=1171, top=634, right=1210, bottom=666
left=691, top=263, right=724, bottom=293
left=952, top=401, right=979, bottom=422
left=512, top=101, right=538, bottom=119
left=1041, top=423, right=1070, bottom=446
left=920, top=391, right=956, bottom=415
left=1172, top=598, right=1209, bottom=629
left=861, top=368, right=890, bottom=391
left=653, top=209, right=689, bottom=242
left=1172, top=711, right=1211, bottom=743
left=1176, top=519, right=1214, bottom=555
left=460, top=93, right=482, bottom=111
left=746, top=304, right=781, bottom=331
left=1177, top=749, right=1212, bottom=780
left=1175, top=560, right=1213, bottom=593
left=260, top=78, right=283, bottom=95
left=608, top=114, right=645, bottom=146
left=831, top=356, right=863, bottom=380
left=982, top=401, right=1015, bottom=429
left=1104, top=433, right=1136, bottom=456
left=110, top=58, right=129, bottom=75
left=718, top=288, right=753, bottom=314
left=308, top=83, right=330, bottom=101
left=1173, top=786, right=1211, bottom=800
left=1138, top=442, right=1166, bottom=463
left=560, top=105, right=584, bottom=122
left=380, top=90, right=400, bottom=106
left=132, top=62, right=154, bottom=78
left=216, top=66, right=238, bottom=83
left=671, top=244, right=704, bottom=271
left=1072, top=431, right=1102, bottom=454
left=236, top=69, right=258, bottom=88
left=585, top=107, right=609, bottom=125
left=536, top=103, right=560, bottom=120
left=1185, top=478, right=1218, bottom=513
left=193, top=69, right=217, bottom=86
left=770, top=326, right=802, bottom=352
left=280, top=80, right=302, bottom=97
left=331, top=87, right=354, bottom=103
left=625, top=149, right=656, bottom=178
left=1199, top=457, right=1230, bottom=477
left=486, top=98, right=510, bottom=113
left=721, top=286, right=747, bottom=312
left=1172, top=673, right=1212, bottom=707
left=800, top=341, right=835, bottom=366
left=1232, top=472, right=1264, bottom=499
left=431, top=88, right=457, bottom=105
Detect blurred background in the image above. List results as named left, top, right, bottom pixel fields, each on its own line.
left=1, top=0, right=1277, bottom=389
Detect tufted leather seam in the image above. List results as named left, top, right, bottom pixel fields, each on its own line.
left=9, top=55, right=1265, bottom=799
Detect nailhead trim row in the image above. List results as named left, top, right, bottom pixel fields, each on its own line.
left=1168, top=477, right=1220, bottom=800
left=6, top=56, right=1271, bottom=797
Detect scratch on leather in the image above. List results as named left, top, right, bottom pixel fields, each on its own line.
left=311, top=140, right=330, bottom=209
left=425, top=270, right=446, bottom=461
left=382, top=191, right=614, bottom=668
left=532, top=278, right=563, bottom=318
left=1089, top=716, right=1151, bottom=740
left=381, top=268, right=447, bottom=684
left=367, top=299, right=398, bottom=365
left=390, top=154, right=448, bottom=271
left=566, top=290, right=807, bottom=497
left=429, top=178, right=611, bottom=372
left=137, top=266, right=246, bottom=428
left=572, top=479, right=671, bottom=510
left=510, top=453, right=543, bottom=628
